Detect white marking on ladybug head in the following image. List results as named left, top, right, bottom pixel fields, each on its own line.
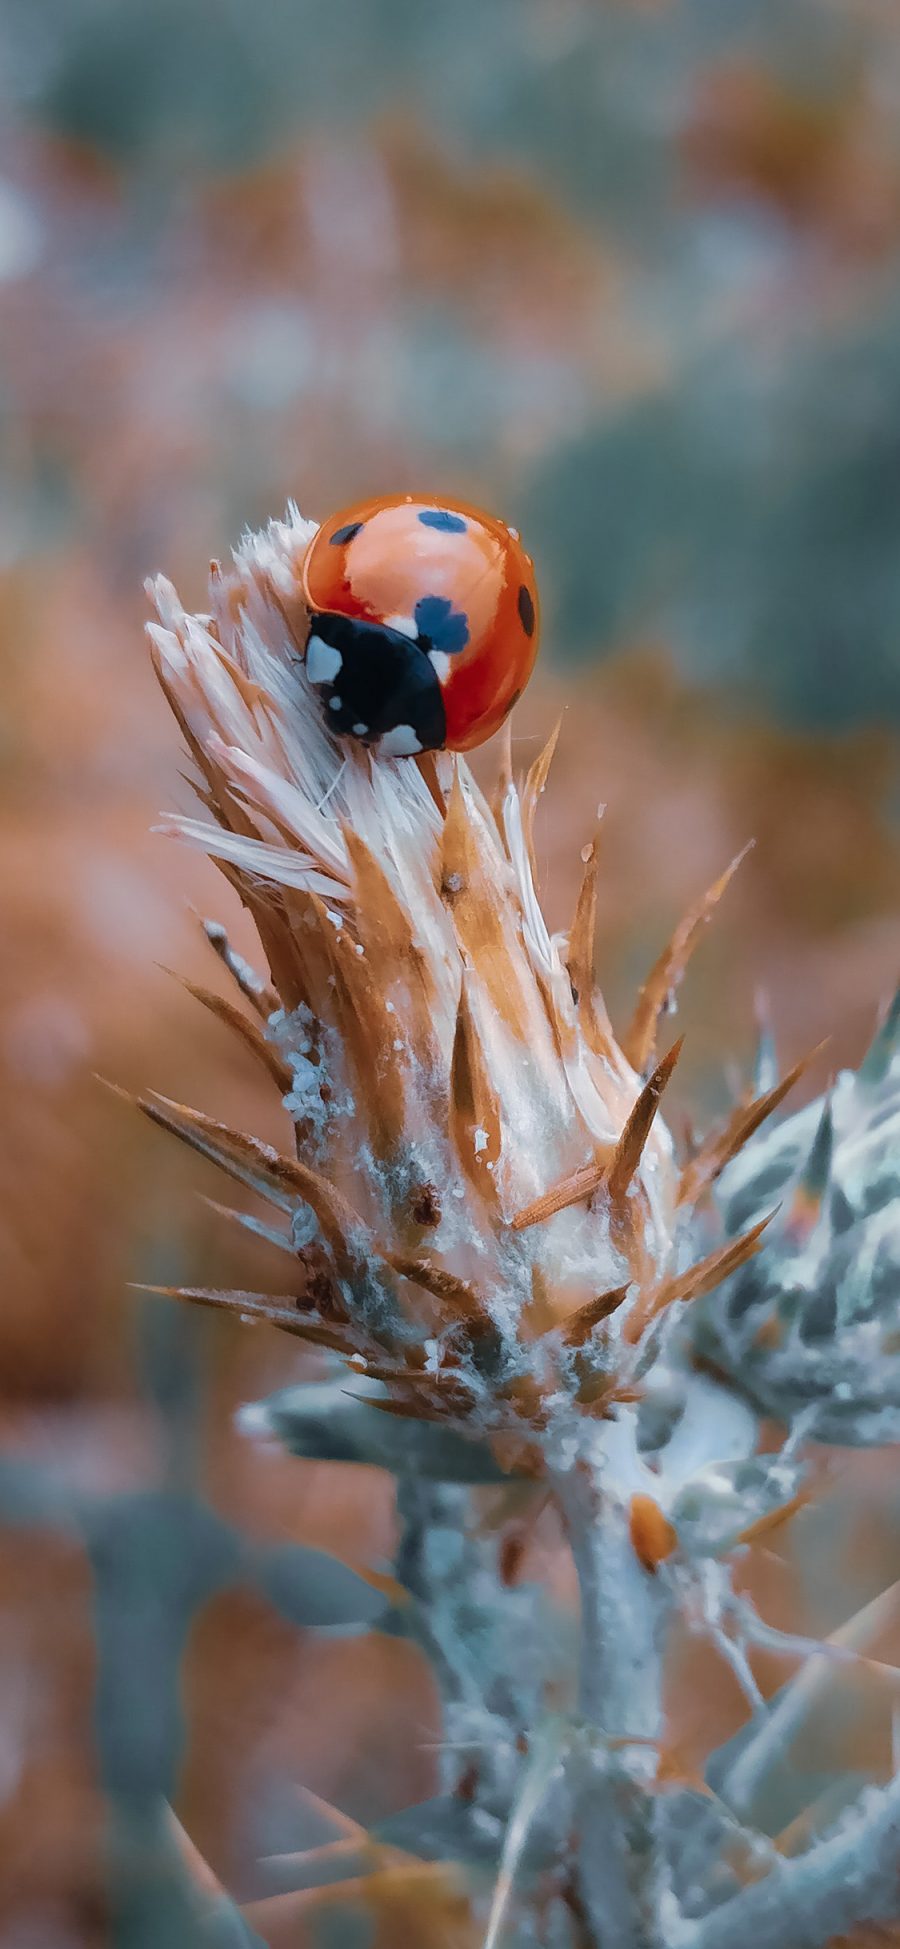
left=384, top=613, right=418, bottom=640
left=328, top=694, right=343, bottom=711
left=379, top=724, right=423, bottom=757
left=306, top=634, right=343, bottom=684
left=352, top=722, right=369, bottom=736
left=428, top=650, right=451, bottom=682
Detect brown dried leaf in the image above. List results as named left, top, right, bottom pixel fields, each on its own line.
left=214, top=861, right=311, bottom=1014
left=509, top=1155, right=609, bottom=1233
left=387, top=1254, right=490, bottom=1325
left=200, top=917, right=279, bottom=1016
left=274, top=883, right=339, bottom=1016
left=678, top=1045, right=825, bottom=1207
left=366, top=1367, right=477, bottom=1415
left=607, top=1038, right=683, bottom=1208
left=511, top=1040, right=680, bottom=1232
left=439, top=766, right=481, bottom=896
left=414, top=749, right=449, bottom=817
left=342, top=826, right=441, bottom=1091
left=308, top=892, right=410, bottom=1164
left=564, top=833, right=618, bottom=1066
left=557, top=1285, right=631, bottom=1346
left=342, top=827, right=419, bottom=969
left=566, top=836, right=599, bottom=1010
left=360, top=1394, right=446, bottom=1423
left=353, top=1361, right=434, bottom=1386
left=135, top=1284, right=355, bottom=1350
left=450, top=976, right=502, bottom=1197
left=573, top=1370, right=626, bottom=1416
left=440, top=770, right=524, bottom=1036
left=122, top=1087, right=369, bottom=1271
left=175, top=974, right=292, bottom=1092
left=200, top=1195, right=297, bottom=1258
left=622, top=846, right=753, bottom=1074
left=625, top=1211, right=776, bottom=1343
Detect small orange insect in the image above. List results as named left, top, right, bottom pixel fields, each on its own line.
left=301, top=493, right=540, bottom=756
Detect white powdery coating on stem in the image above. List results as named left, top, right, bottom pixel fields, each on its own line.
left=680, top=1769, right=900, bottom=1949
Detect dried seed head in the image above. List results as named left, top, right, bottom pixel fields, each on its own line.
left=144, top=507, right=700, bottom=1451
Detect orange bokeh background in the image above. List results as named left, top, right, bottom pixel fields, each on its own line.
left=2, top=5, right=900, bottom=1940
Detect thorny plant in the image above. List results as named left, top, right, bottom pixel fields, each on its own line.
left=136, top=504, right=900, bottom=1949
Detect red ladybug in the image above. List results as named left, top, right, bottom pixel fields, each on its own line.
left=300, top=494, right=539, bottom=755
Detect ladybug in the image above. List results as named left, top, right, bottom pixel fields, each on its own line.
left=300, top=494, right=539, bottom=755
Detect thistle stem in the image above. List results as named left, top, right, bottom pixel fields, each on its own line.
left=393, top=1476, right=485, bottom=1711
left=681, top=1766, right=900, bottom=1949
left=555, top=1463, right=671, bottom=1949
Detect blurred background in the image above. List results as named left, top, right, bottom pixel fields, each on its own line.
left=1, top=0, right=899, bottom=1942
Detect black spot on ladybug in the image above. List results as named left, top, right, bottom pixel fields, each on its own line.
left=414, top=594, right=470, bottom=656
left=517, top=584, right=535, bottom=637
left=418, top=509, right=467, bottom=534
left=330, top=521, right=364, bottom=545
left=307, top=611, right=447, bottom=752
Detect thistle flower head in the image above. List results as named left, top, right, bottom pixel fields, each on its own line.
left=691, top=990, right=900, bottom=1444
left=138, top=506, right=900, bottom=1948
left=142, top=506, right=708, bottom=1467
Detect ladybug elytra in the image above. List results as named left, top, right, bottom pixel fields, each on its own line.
left=300, top=494, right=540, bottom=755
